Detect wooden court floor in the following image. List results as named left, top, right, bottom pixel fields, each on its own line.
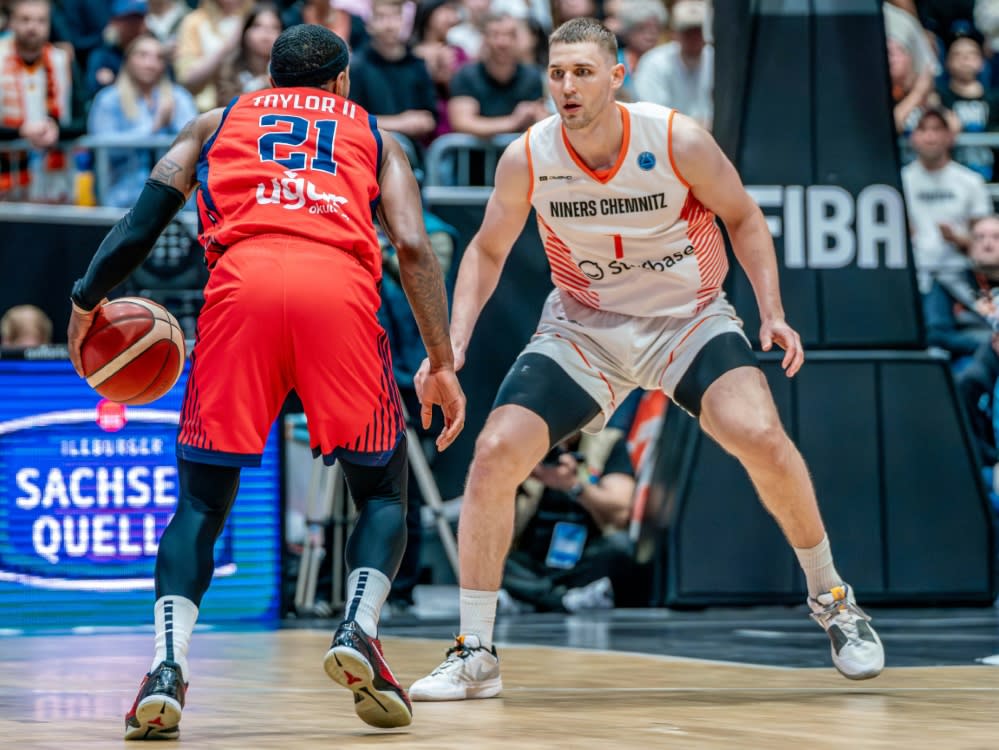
left=1, top=629, right=996, bottom=749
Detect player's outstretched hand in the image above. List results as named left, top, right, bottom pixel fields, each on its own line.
left=67, top=300, right=105, bottom=377
left=417, top=366, right=466, bottom=451
left=760, top=317, right=804, bottom=377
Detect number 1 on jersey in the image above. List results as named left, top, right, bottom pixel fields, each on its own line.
left=258, top=115, right=338, bottom=175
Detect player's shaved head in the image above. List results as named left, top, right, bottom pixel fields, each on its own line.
left=549, top=17, right=617, bottom=62
left=270, top=24, right=350, bottom=88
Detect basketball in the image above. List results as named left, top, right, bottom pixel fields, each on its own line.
left=80, top=297, right=186, bottom=405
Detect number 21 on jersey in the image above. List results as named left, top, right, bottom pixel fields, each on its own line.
left=257, top=115, right=338, bottom=175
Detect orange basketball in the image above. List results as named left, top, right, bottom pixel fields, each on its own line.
left=80, top=297, right=186, bottom=405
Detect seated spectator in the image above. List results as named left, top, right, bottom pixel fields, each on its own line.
left=174, top=0, right=250, bottom=112
left=955, top=216, right=999, bottom=482
left=0, top=304, right=52, bottom=346
left=349, top=0, right=438, bottom=144
left=87, top=33, right=198, bottom=207
left=0, top=0, right=88, bottom=202
left=87, top=0, right=149, bottom=95
left=939, top=33, right=999, bottom=179
left=145, top=0, right=191, bottom=56
left=216, top=2, right=283, bottom=104
left=632, top=0, right=713, bottom=128
left=888, top=36, right=939, bottom=136
left=502, top=429, right=648, bottom=612
left=901, top=107, right=992, bottom=300
left=447, top=12, right=547, bottom=140
left=615, top=0, right=668, bottom=102
left=412, top=0, right=468, bottom=138
left=446, top=0, right=489, bottom=59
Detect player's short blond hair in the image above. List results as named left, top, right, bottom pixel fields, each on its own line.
left=549, top=17, right=618, bottom=61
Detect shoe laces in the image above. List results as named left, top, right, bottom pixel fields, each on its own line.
left=430, top=635, right=483, bottom=676
left=810, top=589, right=872, bottom=644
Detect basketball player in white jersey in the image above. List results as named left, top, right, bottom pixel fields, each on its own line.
left=410, top=17, right=885, bottom=700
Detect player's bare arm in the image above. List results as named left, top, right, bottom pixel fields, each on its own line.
left=671, top=113, right=804, bottom=376
left=376, top=130, right=466, bottom=449
left=67, top=110, right=223, bottom=376
left=448, top=135, right=534, bottom=363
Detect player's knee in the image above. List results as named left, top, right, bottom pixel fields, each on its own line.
left=732, top=417, right=791, bottom=468
left=471, top=429, right=533, bottom=484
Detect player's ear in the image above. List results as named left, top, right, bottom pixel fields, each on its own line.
left=334, top=68, right=350, bottom=98
left=610, top=61, right=625, bottom=91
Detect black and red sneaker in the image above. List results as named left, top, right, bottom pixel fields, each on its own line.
left=124, top=660, right=187, bottom=741
left=323, top=620, right=413, bottom=728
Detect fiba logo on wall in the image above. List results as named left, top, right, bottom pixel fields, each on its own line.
left=0, top=406, right=234, bottom=590
left=747, top=185, right=908, bottom=270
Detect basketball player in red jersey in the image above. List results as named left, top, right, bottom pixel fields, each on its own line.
left=67, top=25, right=465, bottom=738
left=409, top=17, right=884, bottom=701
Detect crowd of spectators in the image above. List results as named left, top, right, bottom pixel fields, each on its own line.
left=0, top=0, right=715, bottom=202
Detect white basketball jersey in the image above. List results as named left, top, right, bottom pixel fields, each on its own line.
left=526, top=102, right=727, bottom=318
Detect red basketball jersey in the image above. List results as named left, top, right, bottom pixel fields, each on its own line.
left=196, top=88, right=383, bottom=279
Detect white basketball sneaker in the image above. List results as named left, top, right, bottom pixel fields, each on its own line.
left=409, top=635, right=503, bottom=701
left=808, top=583, right=884, bottom=680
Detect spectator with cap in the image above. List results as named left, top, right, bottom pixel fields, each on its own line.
left=632, top=0, right=713, bottom=128
left=87, top=0, right=149, bottom=95
left=57, top=0, right=113, bottom=70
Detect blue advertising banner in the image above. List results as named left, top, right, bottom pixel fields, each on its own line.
left=0, top=359, right=282, bottom=630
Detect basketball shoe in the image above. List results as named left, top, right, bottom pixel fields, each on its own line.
left=124, top=660, right=186, bottom=740
left=808, top=583, right=885, bottom=680
left=323, top=620, right=413, bottom=728
left=409, top=635, right=502, bottom=701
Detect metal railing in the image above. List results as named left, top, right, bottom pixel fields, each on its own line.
left=0, top=131, right=423, bottom=207
left=5, top=129, right=999, bottom=203
left=423, top=132, right=521, bottom=187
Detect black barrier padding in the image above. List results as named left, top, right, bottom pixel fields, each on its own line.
left=652, top=354, right=996, bottom=607
left=1, top=222, right=108, bottom=343
left=715, top=1, right=924, bottom=349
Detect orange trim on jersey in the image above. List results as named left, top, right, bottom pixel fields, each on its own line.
left=525, top=127, right=535, bottom=202
left=560, top=103, right=631, bottom=185
left=667, top=109, right=691, bottom=189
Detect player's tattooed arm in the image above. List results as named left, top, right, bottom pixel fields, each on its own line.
left=376, top=133, right=454, bottom=368
left=148, top=109, right=223, bottom=196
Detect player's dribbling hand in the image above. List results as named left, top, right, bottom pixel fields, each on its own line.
left=67, top=299, right=105, bottom=377
left=417, top=366, right=466, bottom=451
left=760, top=317, right=804, bottom=377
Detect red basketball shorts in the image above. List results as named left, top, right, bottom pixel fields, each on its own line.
left=177, top=236, right=404, bottom=467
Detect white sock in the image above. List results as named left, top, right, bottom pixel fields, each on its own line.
left=459, top=588, right=498, bottom=649
left=345, top=568, right=391, bottom=637
left=151, top=595, right=198, bottom=681
left=794, top=534, right=843, bottom=598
